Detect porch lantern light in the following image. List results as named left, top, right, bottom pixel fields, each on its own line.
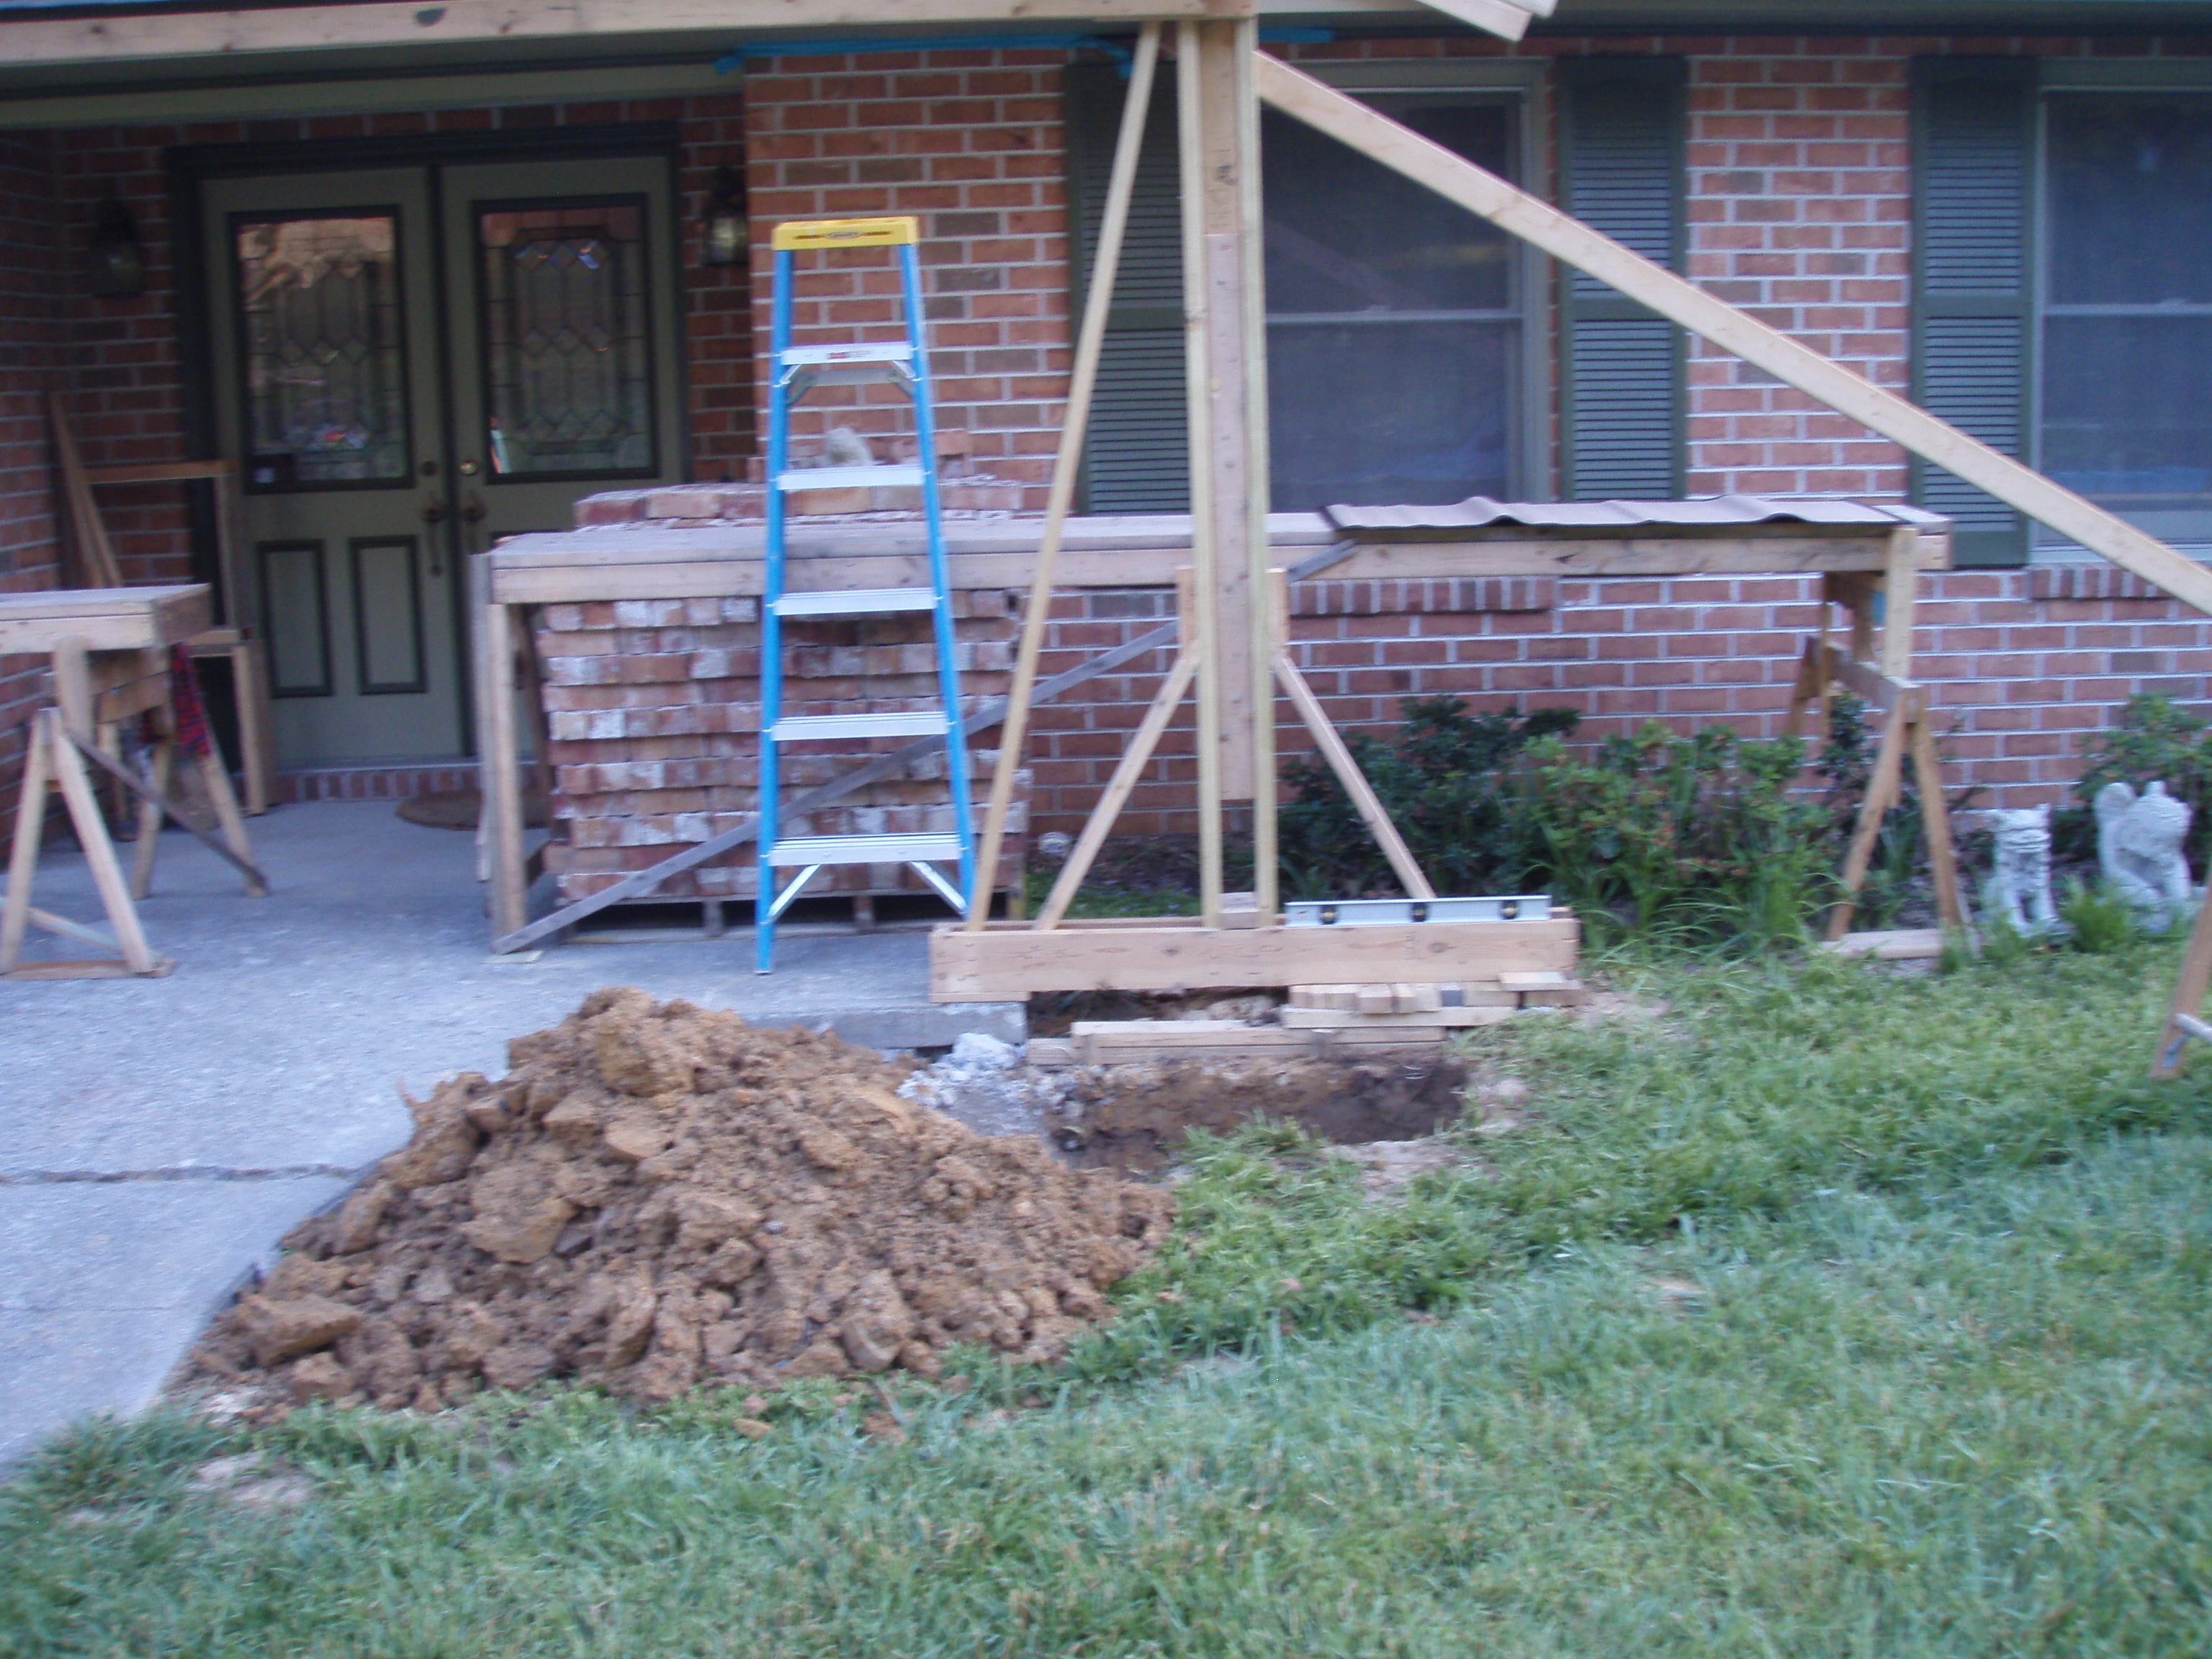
left=89, top=197, right=146, bottom=299
left=701, top=166, right=749, bottom=268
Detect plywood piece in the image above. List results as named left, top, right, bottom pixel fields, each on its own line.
left=1819, top=929, right=1946, bottom=961
left=0, top=585, right=210, bottom=656
left=930, top=915, right=1578, bottom=999
left=1280, top=1004, right=1511, bottom=1029
left=1059, top=1018, right=1447, bottom=1066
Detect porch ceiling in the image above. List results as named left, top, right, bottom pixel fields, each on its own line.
left=0, top=0, right=1563, bottom=102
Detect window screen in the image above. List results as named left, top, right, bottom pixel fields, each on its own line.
left=2040, top=94, right=2212, bottom=548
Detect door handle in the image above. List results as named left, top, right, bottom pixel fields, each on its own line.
left=462, top=492, right=487, bottom=525
left=421, top=494, right=447, bottom=525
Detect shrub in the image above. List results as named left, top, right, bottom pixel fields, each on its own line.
left=1513, top=722, right=1836, bottom=949
left=1276, top=698, right=1577, bottom=899
left=2069, top=693, right=2212, bottom=873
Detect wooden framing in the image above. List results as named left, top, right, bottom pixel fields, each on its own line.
left=931, top=914, right=1578, bottom=999
left=1780, top=533, right=1965, bottom=940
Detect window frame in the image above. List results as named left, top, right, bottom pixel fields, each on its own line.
left=2031, top=60, right=2212, bottom=562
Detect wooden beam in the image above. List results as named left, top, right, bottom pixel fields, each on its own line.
left=931, top=914, right=1578, bottom=998
left=0, top=0, right=1251, bottom=69
left=1178, top=19, right=1225, bottom=925
left=1412, top=0, right=1534, bottom=41
left=1273, top=647, right=1434, bottom=902
left=968, top=21, right=1159, bottom=928
left=1254, top=53, right=2212, bottom=619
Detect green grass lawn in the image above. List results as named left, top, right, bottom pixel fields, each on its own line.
left=7, top=943, right=2212, bottom=1656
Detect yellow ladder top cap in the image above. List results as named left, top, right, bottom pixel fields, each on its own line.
left=773, top=216, right=920, bottom=251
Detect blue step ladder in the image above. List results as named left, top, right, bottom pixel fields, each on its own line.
left=756, top=216, right=976, bottom=972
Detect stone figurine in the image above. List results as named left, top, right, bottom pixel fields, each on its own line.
left=2095, top=779, right=2198, bottom=929
left=1984, top=804, right=2061, bottom=938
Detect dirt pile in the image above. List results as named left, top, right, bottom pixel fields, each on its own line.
left=189, top=990, right=1174, bottom=1410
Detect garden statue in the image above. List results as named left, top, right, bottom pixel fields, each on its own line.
left=1985, top=804, right=2061, bottom=937
left=2094, top=779, right=2198, bottom=929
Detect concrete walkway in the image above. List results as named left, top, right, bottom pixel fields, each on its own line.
left=0, top=801, right=1015, bottom=1467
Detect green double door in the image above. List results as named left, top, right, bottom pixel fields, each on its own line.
left=202, top=154, right=686, bottom=766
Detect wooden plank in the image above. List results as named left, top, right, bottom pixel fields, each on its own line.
left=63, top=726, right=269, bottom=895
left=2154, top=890, right=2212, bottom=1075
left=0, top=704, right=53, bottom=971
left=1414, top=0, right=1534, bottom=40
left=42, top=711, right=161, bottom=974
left=1254, top=53, right=2212, bottom=619
left=1910, top=716, right=1965, bottom=930
left=930, top=914, right=1578, bottom=999
left=482, top=600, right=528, bottom=940
left=1825, top=698, right=1907, bottom=943
left=1273, top=644, right=1434, bottom=901
left=1177, top=18, right=1226, bottom=922
left=1038, top=647, right=1197, bottom=930
left=0, top=586, right=209, bottom=656
left=0, top=0, right=1251, bottom=68
left=49, top=393, right=121, bottom=590
left=1066, top=1018, right=1448, bottom=1065
left=971, top=21, right=1160, bottom=927
left=80, top=459, right=237, bottom=485
left=1819, top=928, right=1946, bottom=961
left=487, top=528, right=1933, bottom=606
left=1280, top=1004, right=1511, bottom=1028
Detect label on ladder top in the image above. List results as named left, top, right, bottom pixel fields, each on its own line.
left=773, top=216, right=919, bottom=251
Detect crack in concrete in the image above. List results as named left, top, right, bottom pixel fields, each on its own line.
left=0, top=1164, right=364, bottom=1187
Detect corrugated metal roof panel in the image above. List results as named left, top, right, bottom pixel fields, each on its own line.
left=1325, top=494, right=1948, bottom=538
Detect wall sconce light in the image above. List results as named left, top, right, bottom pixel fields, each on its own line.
left=90, top=197, right=146, bottom=299
left=701, top=166, right=749, bottom=268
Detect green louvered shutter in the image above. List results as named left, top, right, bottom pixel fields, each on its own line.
left=1064, top=60, right=1188, bottom=513
left=1557, top=58, right=1686, bottom=501
left=1912, top=58, right=2036, bottom=566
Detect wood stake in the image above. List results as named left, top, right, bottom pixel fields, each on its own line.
left=966, top=19, right=1160, bottom=928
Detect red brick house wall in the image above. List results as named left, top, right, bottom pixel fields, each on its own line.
left=0, top=130, right=70, bottom=829
left=5, top=34, right=2212, bottom=847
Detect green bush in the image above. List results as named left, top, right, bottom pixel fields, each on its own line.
left=1514, top=723, right=1836, bottom=949
left=1277, top=698, right=1577, bottom=899
left=2069, top=692, right=2212, bottom=873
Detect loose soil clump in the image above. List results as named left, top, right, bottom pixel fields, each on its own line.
left=186, top=989, right=1173, bottom=1411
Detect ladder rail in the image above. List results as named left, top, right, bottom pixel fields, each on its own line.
left=755, top=243, right=798, bottom=974
left=902, top=238, right=979, bottom=912
left=754, top=218, right=974, bottom=972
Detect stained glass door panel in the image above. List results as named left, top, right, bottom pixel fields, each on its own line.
left=204, top=169, right=461, bottom=767
left=444, top=157, right=686, bottom=556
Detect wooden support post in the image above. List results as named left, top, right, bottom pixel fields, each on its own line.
left=1177, top=17, right=1271, bottom=928
left=29, top=709, right=163, bottom=975
left=2153, top=888, right=2212, bottom=1076
left=1910, top=718, right=1964, bottom=931
left=481, top=594, right=527, bottom=940
left=1825, top=693, right=1909, bottom=943
left=130, top=734, right=176, bottom=899
left=1878, top=526, right=1918, bottom=682
left=966, top=22, right=1160, bottom=929
left=0, top=703, right=53, bottom=970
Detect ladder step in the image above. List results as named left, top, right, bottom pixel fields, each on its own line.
left=775, top=464, right=925, bottom=492
left=771, top=588, right=937, bottom=618
left=768, top=832, right=964, bottom=866
left=770, top=710, right=949, bottom=742
left=779, top=343, right=915, bottom=366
